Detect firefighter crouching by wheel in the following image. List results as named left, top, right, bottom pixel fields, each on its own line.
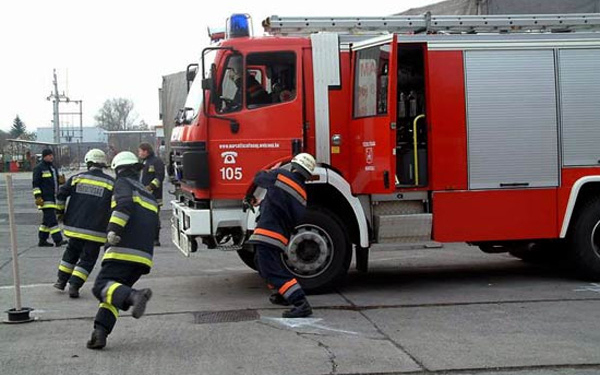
left=32, top=148, right=67, bottom=247
left=87, top=151, right=157, bottom=350
left=138, top=142, right=165, bottom=246
left=53, top=149, right=114, bottom=298
left=244, top=153, right=316, bottom=318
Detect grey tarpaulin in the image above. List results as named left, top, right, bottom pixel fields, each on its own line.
left=159, top=71, right=187, bottom=156
left=399, top=0, right=600, bottom=15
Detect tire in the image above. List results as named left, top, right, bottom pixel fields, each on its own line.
left=568, top=197, right=600, bottom=280
left=281, top=207, right=352, bottom=293
left=237, top=244, right=258, bottom=271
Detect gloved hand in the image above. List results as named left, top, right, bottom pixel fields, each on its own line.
left=145, top=185, right=154, bottom=192
left=58, top=174, right=66, bottom=185
left=107, top=231, right=121, bottom=245
left=242, top=195, right=257, bottom=213
left=35, top=196, right=44, bottom=207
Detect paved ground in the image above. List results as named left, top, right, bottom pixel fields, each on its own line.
left=2, top=172, right=600, bottom=375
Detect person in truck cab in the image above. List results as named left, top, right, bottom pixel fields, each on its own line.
left=243, top=153, right=316, bottom=318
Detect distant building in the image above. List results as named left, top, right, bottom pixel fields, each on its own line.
left=36, top=126, right=107, bottom=144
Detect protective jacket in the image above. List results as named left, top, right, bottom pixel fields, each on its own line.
left=140, top=152, right=165, bottom=204
left=32, top=161, right=59, bottom=209
left=104, top=175, right=159, bottom=273
left=248, top=168, right=307, bottom=251
left=57, top=168, right=115, bottom=243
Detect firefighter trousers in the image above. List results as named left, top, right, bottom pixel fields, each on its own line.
left=57, top=238, right=101, bottom=288
left=39, top=208, right=63, bottom=243
left=91, top=262, right=146, bottom=334
left=254, top=244, right=305, bottom=304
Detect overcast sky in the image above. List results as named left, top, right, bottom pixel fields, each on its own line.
left=0, top=0, right=439, bottom=132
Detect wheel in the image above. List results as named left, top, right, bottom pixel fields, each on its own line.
left=281, top=208, right=352, bottom=293
left=568, top=197, right=600, bottom=280
left=237, top=244, right=258, bottom=271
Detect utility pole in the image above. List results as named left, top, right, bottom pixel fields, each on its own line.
left=47, top=69, right=70, bottom=145
left=46, top=69, right=84, bottom=165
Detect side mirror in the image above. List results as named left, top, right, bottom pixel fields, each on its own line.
left=202, top=78, right=213, bottom=90
left=186, top=64, right=199, bottom=92
left=183, top=107, right=195, bottom=124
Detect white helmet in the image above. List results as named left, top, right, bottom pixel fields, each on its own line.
left=84, top=149, right=108, bottom=167
left=111, top=151, right=140, bottom=170
left=291, top=153, right=316, bottom=178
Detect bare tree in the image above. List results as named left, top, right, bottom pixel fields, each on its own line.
left=95, top=98, right=137, bottom=131
left=137, top=119, right=149, bottom=130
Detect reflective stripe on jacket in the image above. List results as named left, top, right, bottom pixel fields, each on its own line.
left=57, top=168, right=115, bottom=243
left=104, top=176, right=158, bottom=272
left=248, top=168, right=307, bottom=251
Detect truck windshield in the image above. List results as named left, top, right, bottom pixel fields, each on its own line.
left=183, top=72, right=204, bottom=121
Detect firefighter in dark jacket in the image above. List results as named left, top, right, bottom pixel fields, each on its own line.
left=244, top=153, right=316, bottom=318
left=32, top=148, right=67, bottom=247
left=53, top=149, right=114, bottom=298
left=138, top=142, right=165, bottom=246
left=87, top=151, right=157, bottom=350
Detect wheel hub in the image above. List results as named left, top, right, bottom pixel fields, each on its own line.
left=284, top=225, right=334, bottom=278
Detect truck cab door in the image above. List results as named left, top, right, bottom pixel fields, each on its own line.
left=349, top=35, right=397, bottom=194
left=208, top=49, right=304, bottom=199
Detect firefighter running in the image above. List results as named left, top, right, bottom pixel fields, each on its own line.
left=138, top=142, right=165, bottom=246
left=32, top=148, right=67, bottom=247
left=87, top=151, right=158, bottom=350
left=244, top=153, right=316, bottom=318
left=53, top=149, right=114, bottom=298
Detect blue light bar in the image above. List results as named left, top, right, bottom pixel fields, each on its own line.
left=227, top=14, right=252, bottom=39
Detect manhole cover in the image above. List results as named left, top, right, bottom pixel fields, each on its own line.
left=193, top=309, right=259, bottom=324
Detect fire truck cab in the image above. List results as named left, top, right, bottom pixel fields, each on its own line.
left=170, top=13, right=600, bottom=291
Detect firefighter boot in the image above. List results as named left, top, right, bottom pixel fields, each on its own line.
left=269, top=293, right=290, bottom=306
left=39, top=241, right=53, bottom=247
left=127, top=288, right=153, bottom=319
left=53, top=279, right=67, bottom=291
left=55, top=240, right=68, bottom=247
left=68, top=283, right=80, bottom=299
left=282, top=298, right=313, bottom=318
left=86, top=327, right=108, bottom=350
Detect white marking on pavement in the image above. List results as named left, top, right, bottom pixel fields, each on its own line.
left=0, top=283, right=53, bottom=290
left=261, top=317, right=359, bottom=335
left=574, top=283, right=600, bottom=293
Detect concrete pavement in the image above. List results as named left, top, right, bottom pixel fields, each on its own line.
left=2, top=174, right=600, bottom=375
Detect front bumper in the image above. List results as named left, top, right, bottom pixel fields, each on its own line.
left=170, top=200, right=256, bottom=256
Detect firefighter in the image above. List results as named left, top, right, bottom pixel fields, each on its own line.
left=53, top=149, right=114, bottom=298
left=87, top=151, right=157, bottom=350
left=32, top=148, right=67, bottom=247
left=138, top=142, right=165, bottom=246
left=244, top=153, right=316, bottom=318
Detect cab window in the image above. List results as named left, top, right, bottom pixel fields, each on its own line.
left=353, top=45, right=389, bottom=118
left=217, top=54, right=243, bottom=114
left=245, top=52, right=296, bottom=109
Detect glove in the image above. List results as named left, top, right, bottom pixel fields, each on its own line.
left=242, top=195, right=257, bottom=213
left=145, top=185, right=154, bottom=192
left=58, top=174, right=66, bottom=185
left=35, top=196, right=44, bottom=207
left=107, top=231, right=121, bottom=245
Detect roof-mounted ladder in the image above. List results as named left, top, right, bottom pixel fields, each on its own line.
left=263, top=13, right=600, bottom=35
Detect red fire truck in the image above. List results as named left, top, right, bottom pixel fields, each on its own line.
left=170, top=13, right=600, bottom=290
